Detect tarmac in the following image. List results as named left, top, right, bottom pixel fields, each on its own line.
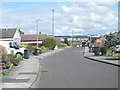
left=84, top=47, right=120, bottom=67
left=1, top=48, right=65, bottom=89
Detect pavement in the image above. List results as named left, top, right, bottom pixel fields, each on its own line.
left=1, top=48, right=65, bottom=89
left=31, top=47, right=118, bottom=88
left=84, top=47, right=120, bottom=67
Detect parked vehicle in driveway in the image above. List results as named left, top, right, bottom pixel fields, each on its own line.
left=115, top=45, right=120, bottom=53
left=0, top=41, right=25, bottom=57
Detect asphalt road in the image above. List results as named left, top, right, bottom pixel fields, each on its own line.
left=31, top=47, right=118, bottom=88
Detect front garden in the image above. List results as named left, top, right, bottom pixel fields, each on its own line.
left=0, top=45, right=23, bottom=76
left=20, top=37, right=69, bottom=55
left=99, top=46, right=120, bottom=59
left=89, top=33, right=120, bottom=59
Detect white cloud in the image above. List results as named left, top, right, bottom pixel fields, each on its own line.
left=59, top=2, right=118, bottom=35
left=62, top=6, right=70, bottom=13
left=1, top=2, right=118, bottom=35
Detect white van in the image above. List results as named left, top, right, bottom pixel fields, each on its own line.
left=0, top=41, right=25, bottom=57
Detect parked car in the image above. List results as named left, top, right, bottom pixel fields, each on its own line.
left=0, top=41, right=25, bottom=57
left=82, top=42, right=86, bottom=47
left=115, top=45, right=120, bottom=53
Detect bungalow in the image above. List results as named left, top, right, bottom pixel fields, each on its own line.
left=21, top=34, right=61, bottom=44
left=55, top=35, right=88, bottom=42
left=95, top=38, right=105, bottom=46
left=0, top=28, right=21, bottom=42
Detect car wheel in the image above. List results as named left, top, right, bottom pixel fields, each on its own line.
left=16, top=53, right=22, bottom=57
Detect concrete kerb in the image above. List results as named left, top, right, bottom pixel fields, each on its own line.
left=84, top=55, right=120, bottom=67
left=28, top=57, right=43, bottom=88
left=23, top=56, right=41, bottom=88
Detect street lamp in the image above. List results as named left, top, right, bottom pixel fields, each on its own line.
left=36, top=19, right=42, bottom=48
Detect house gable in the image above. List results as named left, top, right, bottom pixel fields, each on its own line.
left=13, top=30, right=21, bottom=39
left=0, top=28, right=21, bottom=42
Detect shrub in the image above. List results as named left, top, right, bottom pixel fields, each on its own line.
left=100, top=46, right=108, bottom=55
left=0, top=45, right=10, bottom=69
left=39, top=46, right=52, bottom=53
left=20, top=43, right=27, bottom=48
left=7, top=53, right=23, bottom=66
left=2, top=69, right=11, bottom=75
left=1, top=54, right=11, bottom=69
left=39, top=46, right=46, bottom=54
left=58, top=44, right=67, bottom=47
left=42, top=38, right=56, bottom=50
left=26, top=45, right=35, bottom=54
left=7, top=53, right=17, bottom=66
left=28, top=43, right=37, bottom=46
left=39, top=48, right=43, bottom=54
left=105, top=48, right=113, bottom=57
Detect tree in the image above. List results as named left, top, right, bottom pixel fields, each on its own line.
left=117, top=31, right=120, bottom=45
left=64, top=38, right=69, bottom=46
left=105, top=33, right=117, bottom=48
left=42, top=38, right=56, bottom=50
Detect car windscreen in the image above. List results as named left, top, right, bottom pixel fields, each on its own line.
left=82, top=42, right=86, bottom=44
left=14, top=42, right=22, bottom=48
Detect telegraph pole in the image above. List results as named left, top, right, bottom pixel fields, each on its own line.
left=36, top=20, right=38, bottom=48
left=72, top=31, right=73, bottom=46
left=36, top=19, right=42, bottom=48
left=52, top=9, right=54, bottom=36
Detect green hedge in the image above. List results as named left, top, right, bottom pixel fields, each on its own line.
left=58, top=44, right=67, bottom=47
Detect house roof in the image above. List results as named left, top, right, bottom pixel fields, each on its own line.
left=54, top=37, right=61, bottom=43
left=0, top=28, right=18, bottom=38
left=21, top=34, right=61, bottom=42
left=21, top=34, right=54, bottom=41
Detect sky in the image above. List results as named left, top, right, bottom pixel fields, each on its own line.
left=0, top=0, right=119, bottom=36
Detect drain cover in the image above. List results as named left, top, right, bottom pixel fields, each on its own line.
left=41, top=69, right=48, bottom=72
left=18, top=72, right=38, bottom=75
left=2, top=78, right=30, bottom=83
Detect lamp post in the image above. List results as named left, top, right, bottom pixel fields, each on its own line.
left=52, top=9, right=54, bottom=36
left=36, top=19, right=42, bottom=48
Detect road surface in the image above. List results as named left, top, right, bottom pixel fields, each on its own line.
left=31, top=47, right=118, bottom=88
